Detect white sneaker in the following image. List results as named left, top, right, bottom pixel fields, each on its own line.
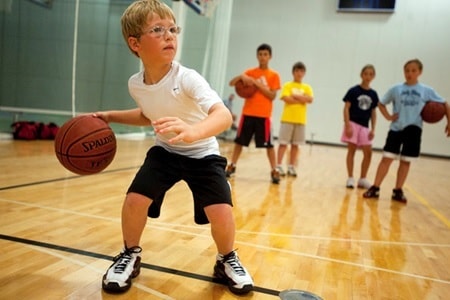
left=357, top=178, right=372, bottom=189
left=276, top=166, right=286, bottom=176
left=346, top=178, right=355, bottom=188
left=287, top=166, right=297, bottom=177
left=102, top=246, right=142, bottom=293
left=213, top=250, right=254, bottom=295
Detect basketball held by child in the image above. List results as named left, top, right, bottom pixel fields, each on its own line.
left=421, top=101, right=446, bottom=124
left=235, top=80, right=257, bottom=98
left=54, top=115, right=117, bottom=175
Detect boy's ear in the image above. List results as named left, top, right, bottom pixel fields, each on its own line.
left=128, top=36, right=140, bottom=52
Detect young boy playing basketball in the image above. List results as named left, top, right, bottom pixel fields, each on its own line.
left=94, top=0, right=253, bottom=295
left=225, top=43, right=281, bottom=184
left=363, top=59, right=450, bottom=203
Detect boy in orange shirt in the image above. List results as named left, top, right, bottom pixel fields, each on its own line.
left=225, top=43, right=281, bottom=184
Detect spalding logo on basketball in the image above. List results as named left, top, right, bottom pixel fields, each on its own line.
left=54, top=115, right=116, bottom=175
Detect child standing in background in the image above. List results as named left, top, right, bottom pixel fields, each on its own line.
left=364, top=59, right=450, bottom=203
left=226, top=43, right=281, bottom=184
left=341, top=64, right=379, bottom=189
left=276, top=62, right=314, bottom=177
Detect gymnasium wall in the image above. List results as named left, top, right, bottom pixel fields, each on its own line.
left=0, top=0, right=449, bottom=157
left=222, top=0, right=450, bottom=157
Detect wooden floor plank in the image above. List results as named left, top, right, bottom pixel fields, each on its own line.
left=1, top=138, right=449, bottom=299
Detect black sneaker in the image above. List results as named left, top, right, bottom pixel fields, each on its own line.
left=102, top=246, right=142, bottom=293
left=271, top=169, right=280, bottom=184
left=225, top=164, right=236, bottom=178
left=392, top=188, right=407, bottom=203
left=213, top=250, right=254, bottom=295
left=363, top=186, right=380, bottom=199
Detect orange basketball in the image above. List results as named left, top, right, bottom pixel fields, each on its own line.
left=421, top=101, right=446, bottom=124
left=54, top=115, right=116, bottom=175
left=235, top=80, right=257, bottom=98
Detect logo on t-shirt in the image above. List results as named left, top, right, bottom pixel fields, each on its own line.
left=357, top=95, right=372, bottom=110
left=400, top=89, right=420, bottom=106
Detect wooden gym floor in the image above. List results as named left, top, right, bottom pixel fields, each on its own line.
left=0, top=137, right=449, bottom=299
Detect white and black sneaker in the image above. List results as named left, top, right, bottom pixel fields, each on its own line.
left=102, top=246, right=142, bottom=293
left=213, top=250, right=253, bottom=295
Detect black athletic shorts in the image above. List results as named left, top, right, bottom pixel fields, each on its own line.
left=234, top=115, right=274, bottom=148
left=383, top=125, right=422, bottom=159
left=127, top=146, right=232, bottom=225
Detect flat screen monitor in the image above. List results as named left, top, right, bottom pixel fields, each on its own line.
left=337, top=0, right=396, bottom=13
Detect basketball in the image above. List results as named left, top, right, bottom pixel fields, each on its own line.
left=235, top=80, right=257, bottom=98
left=421, top=101, right=446, bottom=124
left=54, top=115, right=117, bottom=175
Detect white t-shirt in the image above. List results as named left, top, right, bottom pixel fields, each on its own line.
left=128, top=61, right=222, bottom=158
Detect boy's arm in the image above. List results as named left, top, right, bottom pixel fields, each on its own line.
left=369, top=107, right=377, bottom=140
left=377, top=103, right=398, bottom=121
left=153, top=102, right=232, bottom=144
left=229, top=74, right=253, bottom=86
left=94, top=108, right=151, bottom=126
left=293, top=94, right=313, bottom=104
left=253, top=80, right=277, bottom=100
left=444, top=101, right=450, bottom=137
left=343, top=101, right=352, bottom=138
left=281, top=95, right=297, bottom=104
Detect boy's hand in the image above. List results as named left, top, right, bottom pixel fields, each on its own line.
left=92, top=112, right=110, bottom=123
left=388, top=113, right=399, bottom=122
left=153, top=117, right=199, bottom=144
left=446, top=123, right=450, bottom=137
left=240, top=74, right=256, bottom=86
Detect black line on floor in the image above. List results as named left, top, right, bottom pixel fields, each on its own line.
left=0, top=166, right=138, bottom=191
left=0, top=234, right=280, bottom=297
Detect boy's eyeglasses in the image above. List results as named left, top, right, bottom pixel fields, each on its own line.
left=142, top=26, right=181, bottom=38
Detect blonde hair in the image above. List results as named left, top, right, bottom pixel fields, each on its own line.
left=121, top=0, right=176, bottom=57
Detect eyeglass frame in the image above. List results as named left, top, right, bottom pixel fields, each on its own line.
left=140, top=25, right=182, bottom=38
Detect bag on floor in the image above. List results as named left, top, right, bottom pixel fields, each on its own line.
left=11, top=121, right=40, bottom=140
left=38, top=122, right=59, bottom=139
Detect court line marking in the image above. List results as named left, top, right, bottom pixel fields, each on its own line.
left=2, top=198, right=449, bottom=248
left=0, top=234, right=279, bottom=297
left=0, top=166, right=138, bottom=191
left=405, top=185, right=450, bottom=229
left=25, top=245, right=176, bottom=300
left=2, top=198, right=450, bottom=286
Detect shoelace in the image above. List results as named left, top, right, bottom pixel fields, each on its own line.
left=113, top=252, right=132, bottom=274
left=223, top=253, right=245, bottom=276
left=112, top=247, right=141, bottom=274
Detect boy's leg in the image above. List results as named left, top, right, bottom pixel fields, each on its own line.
left=277, top=144, right=287, bottom=166
left=363, top=157, right=393, bottom=198
left=360, top=145, right=372, bottom=179
left=229, top=143, right=243, bottom=165
left=395, top=159, right=410, bottom=189
left=206, top=204, right=254, bottom=295
left=122, top=193, right=152, bottom=247
left=373, top=157, right=393, bottom=187
left=225, top=144, right=242, bottom=177
left=289, top=144, right=299, bottom=166
left=267, top=147, right=280, bottom=184
left=266, top=147, right=277, bottom=169
left=204, top=203, right=235, bottom=254
left=346, top=143, right=357, bottom=178
left=102, top=193, right=152, bottom=293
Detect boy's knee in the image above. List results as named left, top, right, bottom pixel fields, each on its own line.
left=125, top=192, right=152, bottom=207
